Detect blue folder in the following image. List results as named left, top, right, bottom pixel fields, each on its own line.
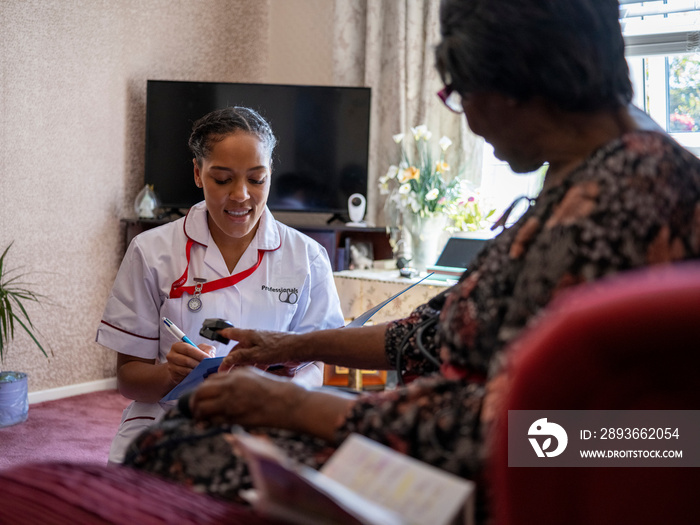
left=161, top=356, right=225, bottom=402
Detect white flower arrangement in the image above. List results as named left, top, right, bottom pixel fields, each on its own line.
left=379, top=125, right=460, bottom=218
left=380, top=125, right=495, bottom=232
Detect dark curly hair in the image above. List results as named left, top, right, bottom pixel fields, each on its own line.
left=188, top=106, right=277, bottom=167
left=435, top=0, right=632, bottom=112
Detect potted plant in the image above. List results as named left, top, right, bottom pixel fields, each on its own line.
left=0, top=242, right=50, bottom=428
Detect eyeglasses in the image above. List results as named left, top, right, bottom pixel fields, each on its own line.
left=437, top=84, right=464, bottom=114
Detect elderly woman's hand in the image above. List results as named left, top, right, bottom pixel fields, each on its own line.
left=188, top=366, right=358, bottom=441
left=190, top=367, right=304, bottom=429
left=217, top=327, right=304, bottom=373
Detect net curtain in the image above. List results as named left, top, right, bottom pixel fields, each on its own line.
left=332, top=0, right=484, bottom=226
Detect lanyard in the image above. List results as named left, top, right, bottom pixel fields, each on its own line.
left=169, top=238, right=265, bottom=299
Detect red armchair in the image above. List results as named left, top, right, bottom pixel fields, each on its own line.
left=490, top=263, right=700, bottom=525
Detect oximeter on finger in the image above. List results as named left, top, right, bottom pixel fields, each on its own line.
left=199, top=318, right=235, bottom=344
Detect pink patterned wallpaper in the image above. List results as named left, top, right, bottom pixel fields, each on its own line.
left=0, top=0, right=330, bottom=393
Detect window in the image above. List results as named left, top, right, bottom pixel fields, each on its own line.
left=622, top=0, right=700, bottom=155
left=479, top=2, right=700, bottom=228
left=479, top=147, right=543, bottom=230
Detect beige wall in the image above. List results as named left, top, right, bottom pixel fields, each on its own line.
left=0, top=0, right=334, bottom=392
left=268, top=0, right=334, bottom=85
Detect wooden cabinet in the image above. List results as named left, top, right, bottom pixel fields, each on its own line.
left=290, top=225, right=392, bottom=271
left=121, top=219, right=391, bottom=272
left=122, top=218, right=171, bottom=247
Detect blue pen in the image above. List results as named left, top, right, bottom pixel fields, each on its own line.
left=162, top=317, right=198, bottom=348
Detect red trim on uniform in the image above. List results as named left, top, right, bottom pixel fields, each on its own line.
left=269, top=223, right=283, bottom=252
left=181, top=206, right=208, bottom=247
left=123, top=416, right=157, bottom=423
left=100, top=321, right=159, bottom=340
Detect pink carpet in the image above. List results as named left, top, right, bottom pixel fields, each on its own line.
left=0, top=389, right=131, bottom=470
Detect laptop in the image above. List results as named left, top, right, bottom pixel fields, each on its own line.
left=426, top=237, right=488, bottom=280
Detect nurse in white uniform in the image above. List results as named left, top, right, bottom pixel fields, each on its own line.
left=96, top=107, right=345, bottom=463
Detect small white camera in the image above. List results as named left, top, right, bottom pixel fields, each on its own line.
left=347, top=193, right=367, bottom=226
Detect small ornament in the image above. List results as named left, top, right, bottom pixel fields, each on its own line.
left=134, top=184, right=160, bottom=219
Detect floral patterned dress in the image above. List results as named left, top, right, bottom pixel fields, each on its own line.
left=125, top=131, right=700, bottom=505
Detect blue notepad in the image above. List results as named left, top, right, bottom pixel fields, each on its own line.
left=161, top=356, right=225, bottom=402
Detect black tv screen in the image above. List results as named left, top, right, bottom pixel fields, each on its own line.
left=144, top=80, right=371, bottom=215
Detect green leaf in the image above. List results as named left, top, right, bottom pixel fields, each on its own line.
left=0, top=242, right=51, bottom=364
left=0, top=295, right=14, bottom=363
left=0, top=244, right=10, bottom=279
left=0, top=295, right=14, bottom=341
left=9, top=293, right=37, bottom=329
left=11, top=313, right=48, bottom=359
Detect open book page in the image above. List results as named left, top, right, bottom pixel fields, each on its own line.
left=233, top=431, right=404, bottom=525
left=233, top=431, right=475, bottom=525
left=321, top=434, right=475, bottom=525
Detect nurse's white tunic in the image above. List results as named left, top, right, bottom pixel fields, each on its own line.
left=96, top=201, right=344, bottom=462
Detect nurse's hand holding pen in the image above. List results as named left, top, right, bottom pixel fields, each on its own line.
left=165, top=341, right=215, bottom=384
left=116, top=319, right=215, bottom=404
left=162, top=317, right=215, bottom=384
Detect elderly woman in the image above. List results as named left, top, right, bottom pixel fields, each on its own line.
left=125, top=0, right=700, bottom=516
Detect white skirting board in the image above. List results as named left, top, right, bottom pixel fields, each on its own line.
left=28, top=377, right=118, bottom=404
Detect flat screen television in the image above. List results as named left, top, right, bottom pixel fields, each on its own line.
left=144, top=80, right=371, bottom=216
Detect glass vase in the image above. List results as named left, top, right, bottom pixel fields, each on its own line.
left=383, top=190, right=403, bottom=260
left=403, top=212, right=448, bottom=272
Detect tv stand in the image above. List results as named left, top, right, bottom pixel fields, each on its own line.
left=287, top=224, right=391, bottom=271
left=160, top=207, right=187, bottom=219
